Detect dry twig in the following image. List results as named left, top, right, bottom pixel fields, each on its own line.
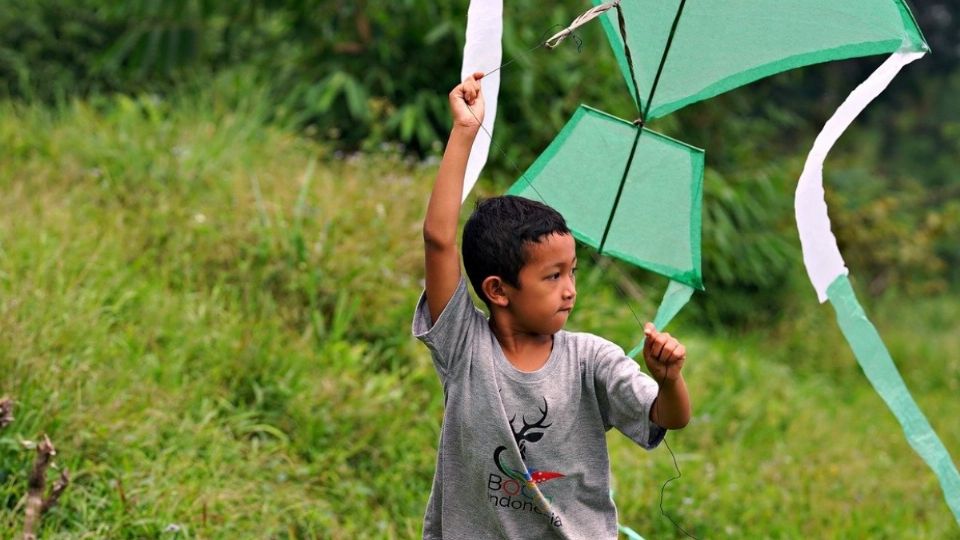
left=22, top=434, right=70, bottom=540
left=41, top=469, right=70, bottom=515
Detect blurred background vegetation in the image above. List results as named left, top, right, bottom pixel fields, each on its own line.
left=2, top=0, right=957, bottom=324
left=0, top=0, right=958, bottom=537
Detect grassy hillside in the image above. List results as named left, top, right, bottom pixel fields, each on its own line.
left=1, top=80, right=958, bottom=538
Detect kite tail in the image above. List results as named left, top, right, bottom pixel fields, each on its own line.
left=795, top=49, right=960, bottom=525
left=459, top=0, right=503, bottom=202
left=627, top=279, right=695, bottom=358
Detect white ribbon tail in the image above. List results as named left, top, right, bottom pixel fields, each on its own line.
left=461, top=0, right=503, bottom=202
left=795, top=49, right=925, bottom=302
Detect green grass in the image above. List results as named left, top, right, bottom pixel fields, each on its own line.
left=1, top=79, right=958, bottom=538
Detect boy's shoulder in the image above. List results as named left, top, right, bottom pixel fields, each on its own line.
left=558, top=329, right=627, bottom=363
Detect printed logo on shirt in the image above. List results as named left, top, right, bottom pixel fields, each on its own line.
left=487, top=397, right=565, bottom=528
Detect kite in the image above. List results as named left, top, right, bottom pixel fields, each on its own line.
left=457, top=0, right=959, bottom=534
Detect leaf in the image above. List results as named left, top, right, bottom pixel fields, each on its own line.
left=423, top=20, right=453, bottom=45
left=343, top=76, right=368, bottom=121
left=400, top=105, right=417, bottom=143
left=316, top=73, right=345, bottom=113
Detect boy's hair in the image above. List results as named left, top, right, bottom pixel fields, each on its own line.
left=462, top=195, right=570, bottom=305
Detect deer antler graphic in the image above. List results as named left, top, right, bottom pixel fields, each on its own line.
left=509, top=397, right=552, bottom=459
left=494, top=397, right=564, bottom=486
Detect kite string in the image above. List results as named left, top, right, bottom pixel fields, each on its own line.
left=482, top=24, right=581, bottom=80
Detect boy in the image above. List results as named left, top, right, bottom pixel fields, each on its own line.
left=412, top=73, right=691, bottom=539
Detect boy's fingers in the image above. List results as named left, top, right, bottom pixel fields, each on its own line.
left=661, top=345, right=686, bottom=370
left=660, top=340, right=678, bottom=360
left=654, top=332, right=672, bottom=354
left=463, top=73, right=482, bottom=88
left=650, top=337, right=665, bottom=358
left=643, top=322, right=656, bottom=338
left=461, top=80, right=481, bottom=105
left=642, top=323, right=657, bottom=356
left=659, top=335, right=676, bottom=359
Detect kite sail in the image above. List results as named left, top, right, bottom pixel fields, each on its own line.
left=506, top=105, right=704, bottom=291
left=459, top=0, right=959, bottom=530
left=595, top=0, right=926, bottom=120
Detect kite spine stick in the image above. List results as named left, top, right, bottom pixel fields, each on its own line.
left=599, top=0, right=687, bottom=254
left=640, top=0, right=686, bottom=122
left=598, top=126, right=643, bottom=254
left=614, top=3, right=645, bottom=116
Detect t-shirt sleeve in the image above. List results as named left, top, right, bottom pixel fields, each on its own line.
left=594, top=342, right=666, bottom=449
left=411, top=278, right=486, bottom=382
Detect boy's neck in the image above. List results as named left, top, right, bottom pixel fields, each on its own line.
left=488, top=316, right=555, bottom=373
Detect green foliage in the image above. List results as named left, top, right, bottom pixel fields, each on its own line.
left=0, top=0, right=635, bottom=156
left=1, top=88, right=958, bottom=537
left=1, top=0, right=957, bottom=319
left=0, top=0, right=122, bottom=101
left=0, top=3, right=957, bottom=537
left=0, top=78, right=434, bottom=537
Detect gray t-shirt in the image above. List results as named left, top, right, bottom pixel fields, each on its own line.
left=412, top=279, right=665, bottom=539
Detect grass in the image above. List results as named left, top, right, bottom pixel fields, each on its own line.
left=0, top=77, right=958, bottom=538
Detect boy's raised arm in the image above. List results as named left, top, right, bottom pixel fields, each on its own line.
left=422, top=73, right=485, bottom=324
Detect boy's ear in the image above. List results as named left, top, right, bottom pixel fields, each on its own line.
left=482, top=276, right=510, bottom=308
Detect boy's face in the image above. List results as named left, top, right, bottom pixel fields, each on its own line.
left=506, top=233, right=577, bottom=334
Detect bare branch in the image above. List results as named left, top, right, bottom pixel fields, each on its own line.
left=23, top=434, right=55, bottom=540
left=22, top=434, right=70, bottom=539
left=41, top=468, right=70, bottom=514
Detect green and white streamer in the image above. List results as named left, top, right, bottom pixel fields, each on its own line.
left=795, top=49, right=960, bottom=523
left=828, top=276, right=960, bottom=520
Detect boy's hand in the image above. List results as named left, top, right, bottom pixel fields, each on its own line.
left=642, top=322, right=686, bottom=383
left=449, top=72, right=485, bottom=131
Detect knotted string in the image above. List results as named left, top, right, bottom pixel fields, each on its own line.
left=545, top=0, right=621, bottom=49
